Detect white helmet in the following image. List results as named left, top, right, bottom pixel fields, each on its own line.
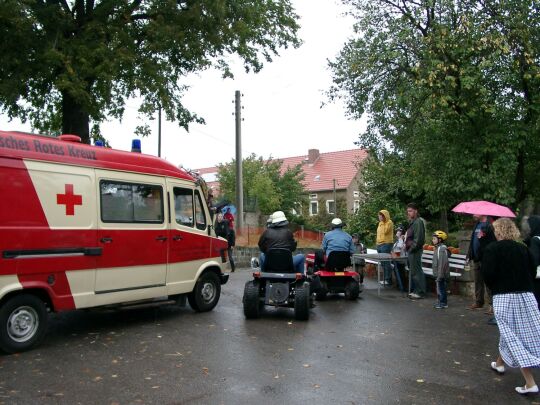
left=331, top=218, right=343, bottom=227
left=271, top=211, right=288, bottom=224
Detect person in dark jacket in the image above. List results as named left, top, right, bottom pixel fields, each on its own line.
left=467, top=215, right=497, bottom=311
left=524, top=215, right=540, bottom=308
left=215, top=212, right=235, bottom=272
left=405, top=203, right=426, bottom=299
left=482, top=218, right=540, bottom=395
left=258, top=211, right=305, bottom=273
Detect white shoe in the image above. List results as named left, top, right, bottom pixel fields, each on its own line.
left=515, top=385, right=538, bottom=394
left=408, top=293, right=422, bottom=299
left=490, top=361, right=505, bottom=374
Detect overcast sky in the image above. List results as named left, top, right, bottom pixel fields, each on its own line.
left=0, top=0, right=366, bottom=170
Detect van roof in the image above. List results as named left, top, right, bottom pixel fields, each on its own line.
left=0, top=130, right=195, bottom=181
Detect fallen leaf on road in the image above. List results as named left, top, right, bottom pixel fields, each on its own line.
left=93, top=376, right=102, bottom=382
left=303, top=364, right=311, bottom=368
left=287, top=348, right=294, bottom=351
left=313, top=384, right=320, bottom=388
left=202, top=367, right=209, bottom=375
left=152, top=386, right=160, bottom=389
left=453, top=361, right=461, bottom=365
left=416, top=379, right=425, bottom=383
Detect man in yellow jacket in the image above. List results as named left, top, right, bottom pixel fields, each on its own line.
left=377, top=210, right=395, bottom=285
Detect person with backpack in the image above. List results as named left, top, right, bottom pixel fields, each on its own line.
left=432, top=231, right=450, bottom=309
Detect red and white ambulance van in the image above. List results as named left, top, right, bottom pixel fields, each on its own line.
left=0, top=130, right=230, bottom=353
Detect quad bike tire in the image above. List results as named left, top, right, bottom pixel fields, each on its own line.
left=294, top=282, right=310, bottom=321
left=344, top=279, right=360, bottom=300
left=243, top=281, right=261, bottom=319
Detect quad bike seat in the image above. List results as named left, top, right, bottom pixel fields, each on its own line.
left=264, top=248, right=295, bottom=273
left=325, top=251, right=352, bottom=271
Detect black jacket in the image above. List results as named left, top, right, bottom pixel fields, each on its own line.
left=481, top=240, right=536, bottom=296
left=258, top=225, right=297, bottom=253
left=526, top=215, right=540, bottom=267
left=215, top=219, right=235, bottom=247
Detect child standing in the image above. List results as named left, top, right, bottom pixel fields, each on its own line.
left=432, top=230, right=450, bottom=309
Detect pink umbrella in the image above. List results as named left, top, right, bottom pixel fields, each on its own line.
left=451, top=200, right=516, bottom=218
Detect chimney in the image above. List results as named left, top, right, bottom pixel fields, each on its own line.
left=308, top=149, right=320, bottom=164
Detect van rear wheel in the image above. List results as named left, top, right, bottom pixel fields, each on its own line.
left=188, top=272, right=221, bottom=312
left=0, top=294, right=48, bottom=354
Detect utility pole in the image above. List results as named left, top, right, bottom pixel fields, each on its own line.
left=234, top=90, right=244, bottom=231
left=333, top=179, right=337, bottom=218
left=157, top=105, right=162, bottom=157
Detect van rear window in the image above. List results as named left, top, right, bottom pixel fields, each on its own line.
left=100, top=181, right=164, bottom=223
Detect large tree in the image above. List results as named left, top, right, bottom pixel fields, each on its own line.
left=217, top=154, right=306, bottom=216
left=0, top=0, right=300, bottom=143
left=329, top=0, right=540, bottom=215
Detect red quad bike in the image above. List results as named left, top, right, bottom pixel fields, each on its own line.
left=243, top=249, right=312, bottom=320
left=306, top=251, right=361, bottom=301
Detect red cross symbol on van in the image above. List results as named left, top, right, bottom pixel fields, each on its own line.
left=57, top=184, right=82, bottom=216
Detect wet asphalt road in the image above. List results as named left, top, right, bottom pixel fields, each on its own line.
left=0, top=269, right=539, bottom=405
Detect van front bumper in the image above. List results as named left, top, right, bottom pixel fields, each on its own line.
left=220, top=273, right=230, bottom=285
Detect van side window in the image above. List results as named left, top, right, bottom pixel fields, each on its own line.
left=174, top=187, right=194, bottom=227
left=100, top=181, right=163, bottom=223
left=194, top=190, right=207, bottom=230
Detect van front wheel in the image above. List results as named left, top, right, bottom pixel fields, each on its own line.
left=188, top=272, right=221, bottom=312
left=0, top=294, right=48, bottom=354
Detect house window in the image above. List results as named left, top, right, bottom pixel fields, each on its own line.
left=353, top=200, right=360, bottom=213
left=353, top=191, right=360, bottom=198
left=309, top=193, right=318, bottom=200
left=326, top=200, right=335, bottom=215
left=310, top=201, right=318, bottom=216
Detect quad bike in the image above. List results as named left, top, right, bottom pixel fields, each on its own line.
left=243, top=249, right=313, bottom=320
left=305, top=250, right=361, bottom=301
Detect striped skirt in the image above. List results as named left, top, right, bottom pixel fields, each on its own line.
left=493, top=292, right=540, bottom=368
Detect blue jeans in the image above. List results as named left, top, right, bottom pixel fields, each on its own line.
left=259, top=253, right=305, bottom=274
left=436, top=278, right=447, bottom=305
left=377, top=243, right=393, bottom=283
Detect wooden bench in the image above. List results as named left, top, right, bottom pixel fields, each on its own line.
left=363, top=248, right=466, bottom=278
left=421, top=249, right=466, bottom=278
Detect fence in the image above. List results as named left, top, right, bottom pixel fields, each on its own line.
left=235, top=225, right=324, bottom=248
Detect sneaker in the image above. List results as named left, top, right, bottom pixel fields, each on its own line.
left=515, top=385, right=539, bottom=394
left=468, top=303, right=483, bottom=310
left=490, top=361, right=505, bottom=374
left=434, top=304, right=448, bottom=309
left=408, top=293, right=422, bottom=299
left=487, top=317, right=497, bottom=325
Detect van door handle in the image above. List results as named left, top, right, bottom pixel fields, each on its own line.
left=100, top=237, right=113, bottom=243
left=155, top=236, right=167, bottom=242
left=172, top=235, right=183, bottom=241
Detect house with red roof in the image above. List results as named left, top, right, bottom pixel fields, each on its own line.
left=194, top=147, right=368, bottom=216
left=281, top=148, right=367, bottom=215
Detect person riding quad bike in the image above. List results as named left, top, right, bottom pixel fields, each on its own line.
left=307, top=218, right=361, bottom=300
left=243, top=211, right=312, bottom=320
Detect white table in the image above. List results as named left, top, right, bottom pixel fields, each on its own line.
left=353, top=253, right=408, bottom=295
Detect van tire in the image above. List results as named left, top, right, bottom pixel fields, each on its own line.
left=0, top=294, right=48, bottom=354
left=188, top=272, right=221, bottom=312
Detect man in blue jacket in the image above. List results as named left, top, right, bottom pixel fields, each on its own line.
left=322, top=218, right=355, bottom=256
